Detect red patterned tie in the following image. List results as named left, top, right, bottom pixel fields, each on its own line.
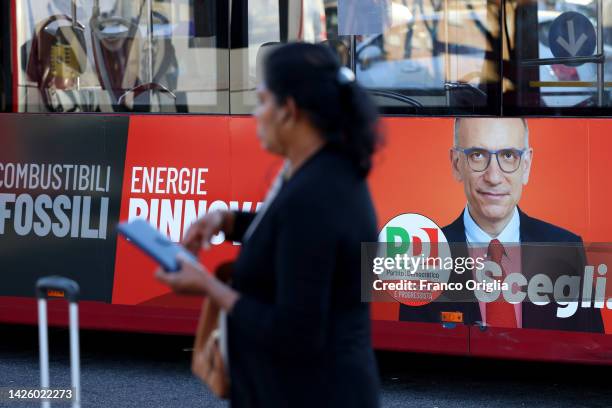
left=486, top=239, right=517, bottom=328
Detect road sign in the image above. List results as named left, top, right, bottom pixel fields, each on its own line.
left=548, top=11, right=596, bottom=61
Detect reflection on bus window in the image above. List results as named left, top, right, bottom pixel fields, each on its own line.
left=6, top=0, right=611, bottom=115
left=351, top=0, right=500, bottom=111
left=504, top=0, right=611, bottom=110
left=16, top=0, right=228, bottom=113
left=229, top=0, right=349, bottom=114
left=338, top=0, right=391, bottom=36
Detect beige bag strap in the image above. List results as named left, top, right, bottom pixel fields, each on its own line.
left=192, top=262, right=233, bottom=357
left=193, top=297, right=220, bottom=351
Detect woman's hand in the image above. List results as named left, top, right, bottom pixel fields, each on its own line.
left=182, top=210, right=234, bottom=255
left=155, top=254, right=210, bottom=296
left=155, top=254, right=241, bottom=312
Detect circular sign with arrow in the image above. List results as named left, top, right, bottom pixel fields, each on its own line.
left=548, top=11, right=596, bottom=64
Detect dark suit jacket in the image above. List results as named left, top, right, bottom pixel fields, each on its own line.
left=399, top=209, right=604, bottom=333
left=226, top=145, right=380, bottom=408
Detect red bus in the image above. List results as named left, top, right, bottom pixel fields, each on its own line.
left=1, top=0, right=611, bottom=364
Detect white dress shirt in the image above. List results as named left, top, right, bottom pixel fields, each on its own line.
left=464, top=205, right=523, bottom=327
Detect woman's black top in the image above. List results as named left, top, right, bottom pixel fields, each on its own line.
left=226, top=144, right=380, bottom=408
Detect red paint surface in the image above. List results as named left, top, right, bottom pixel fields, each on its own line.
left=2, top=297, right=610, bottom=364
left=1, top=115, right=612, bottom=364
left=470, top=326, right=612, bottom=365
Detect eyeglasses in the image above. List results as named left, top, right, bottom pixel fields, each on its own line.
left=453, top=147, right=527, bottom=173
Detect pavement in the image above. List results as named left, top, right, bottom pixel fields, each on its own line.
left=1, top=324, right=610, bottom=408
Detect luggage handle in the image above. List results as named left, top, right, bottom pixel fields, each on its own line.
left=36, top=276, right=81, bottom=408
left=36, top=276, right=80, bottom=303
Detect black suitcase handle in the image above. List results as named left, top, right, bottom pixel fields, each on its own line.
left=36, top=276, right=80, bottom=302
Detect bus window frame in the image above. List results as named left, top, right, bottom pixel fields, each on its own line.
left=2, top=0, right=610, bottom=117
left=502, top=0, right=612, bottom=116
left=1, top=0, right=13, bottom=113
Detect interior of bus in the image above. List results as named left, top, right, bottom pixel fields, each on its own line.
left=0, top=0, right=610, bottom=116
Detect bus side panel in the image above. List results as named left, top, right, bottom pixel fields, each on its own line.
left=0, top=114, right=129, bottom=302
left=111, top=115, right=283, bottom=308
left=1, top=115, right=612, bottom=364
left=372, top=320, right=469, bottom=356
left=370, top=118, right=612, bottom=363
left=469, top=327, right=612, bottom=365
left=111, top=115, right=237, bottom=307
left=0, top=296, right=199, bottom=335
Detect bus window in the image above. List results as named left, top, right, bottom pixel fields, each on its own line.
left=349, top=0, right=501, bottom=114
left=15, top=0, right=228, bottom=113
left=504, top=0, right=612, bottom=113
left=229, top=0, right=350, bottom=114
left=0, top=0, right=11, bottom=112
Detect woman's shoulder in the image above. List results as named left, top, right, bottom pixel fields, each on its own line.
left=277, top=148, right=372, bottom=216
left=289, top=161, right=356, bottom=200
left=294, top=145, right=362, bottom=188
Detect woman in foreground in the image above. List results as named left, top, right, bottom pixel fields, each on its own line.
left=156, top=42, right=381, bottom=408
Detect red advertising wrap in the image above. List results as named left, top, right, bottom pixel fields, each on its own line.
left=1, top=114, right=612, bottom=364
left=112, top=116, right=282, bottom=307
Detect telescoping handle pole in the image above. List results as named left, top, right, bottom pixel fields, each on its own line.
left=36, top=277, right=81, bottom=408
left=71, top=0, right=77, bottom=28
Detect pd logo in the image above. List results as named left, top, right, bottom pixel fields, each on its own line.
left=377, top=213, right=451, bottom=306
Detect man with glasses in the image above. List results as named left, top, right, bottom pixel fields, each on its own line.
left=399, top=118, right=603, bottom=333
left=450, top=118, right=532, bottom=240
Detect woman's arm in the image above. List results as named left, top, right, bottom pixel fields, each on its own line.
left=155, top=255, right=240, bottom=311
left=157, top=210, right=257, bottom=310
left=225, top=211, right=257, bottom=243
left=182, top=210, right=257, bottom=253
